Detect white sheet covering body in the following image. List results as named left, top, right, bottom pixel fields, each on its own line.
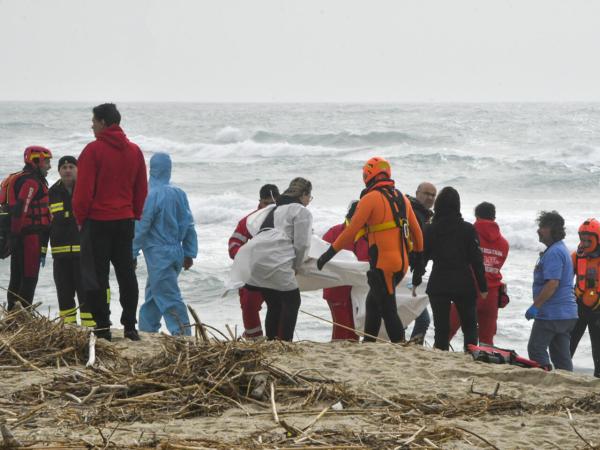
left=228, top=209, right=428, bottom=337
left=233, top=203, right=312, bottom=291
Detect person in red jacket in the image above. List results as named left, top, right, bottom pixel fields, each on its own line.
left=5, top=147, right=52, bottom=309
left=449, top=202, right=509, bottom=345
left=228, top=184, right=279, bottom=339
left=73, top=103, right=148, bottom=341
left=322, top=201, right=369, bottom=341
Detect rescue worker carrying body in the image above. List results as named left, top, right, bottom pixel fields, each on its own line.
left=317, top=157, right=424, bottom=343
left=570, top=218, right=600, bottom=378
left=228, top=184, right=280, bottom=339
left=132, top=153, right=198, bottom=336
left=322, top=200, right=369, bottom=341
left=49, top=155, right=95, bottom=327
left=4, top=147, right=52, bottom=309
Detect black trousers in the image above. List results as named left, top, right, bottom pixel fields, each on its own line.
left=259, top=287, right=301, bottom=341
left=363, top=269, right=405, bottom=343
left=570, top=302, right=600, bottom=378
left=7, top=233, right=42, bottom=310
left=53, top=256, right=94, bottom=326
left=80, top=219, right=138, bottom=331
left=430, top=293, right=477, bottom=351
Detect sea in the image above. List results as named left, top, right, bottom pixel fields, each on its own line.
left=1, top=102, right=599, bottom=374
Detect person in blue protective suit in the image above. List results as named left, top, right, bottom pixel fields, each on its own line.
left=132, top=153, right=198, bottom=336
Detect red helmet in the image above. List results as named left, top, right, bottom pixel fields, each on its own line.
left=578, top=218, right=600, bottom=255
left=24, top=146, right=52, bottom=167
left=363, top=156, right=391, bottom=185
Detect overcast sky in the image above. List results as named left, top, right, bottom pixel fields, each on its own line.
left=1, top=0, right=599, bottom=102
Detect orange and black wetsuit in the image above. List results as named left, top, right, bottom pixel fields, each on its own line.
left=330, top=179, right=423, bottom=342
left=570, top=251, right=600, bottom=378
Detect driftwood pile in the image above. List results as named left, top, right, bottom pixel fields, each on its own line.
left=0, top=304, right=117, bottom=371
left=1, top=307, right=599, bottom=449
left=10, top=336, right=347, bottom=426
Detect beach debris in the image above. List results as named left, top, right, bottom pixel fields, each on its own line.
left=0, top=304, right=118, bottom=369
left=86, top=332, right=96, bottom=367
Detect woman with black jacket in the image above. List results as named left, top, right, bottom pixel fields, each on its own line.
left=424, top=187, right=488, bottom=351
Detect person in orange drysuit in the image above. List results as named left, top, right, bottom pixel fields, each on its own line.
left=317, top=157, right=424, bottom=343
left=322, top=201, right=369, bottom=341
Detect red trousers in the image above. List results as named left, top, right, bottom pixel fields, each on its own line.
left=449, top=285, right=499, bottom=345
left=8, top=234, right=42, bottom=309
left=326, top=296, right=359, bottom=341
left=239, top=287, right=264, bottom=338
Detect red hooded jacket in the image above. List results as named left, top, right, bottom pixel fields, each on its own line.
left=73, top=125, right=148, bottom=225
left=322, top=222, right=369, bottom=302
left=474, top=219, right=509, bottom=289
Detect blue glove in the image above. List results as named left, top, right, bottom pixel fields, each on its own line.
left=525, top=305, right=539, bottom=320
left=40, top=254, right=46, bottom=268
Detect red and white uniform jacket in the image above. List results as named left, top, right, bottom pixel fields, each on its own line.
left=228, top=209, right=257, bottom=259
left=322, top=222, right=369, bottom=302
left=474, top=219, right=509, bottom=289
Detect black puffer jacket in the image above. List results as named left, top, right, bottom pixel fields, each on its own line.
left=424, top=212, right=487, bottom=297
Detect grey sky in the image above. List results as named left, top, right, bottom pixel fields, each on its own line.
left=1, top=0, right=599, bottom=102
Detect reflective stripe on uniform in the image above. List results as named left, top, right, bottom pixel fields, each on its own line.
left=230, top=232, right=248, bottom=243
left=51, top=245, right=80, bottom=255
left=41, top=246, right=47, bottom=254
left=106, top=288, right=111, bottom=304
left=354, top=221, right=398, bottom=241
left=355, top=220, right=413, bottom=251
left=60, top=307, right=77, bottom=324
left=80, top=311, right=97, bottom=327
left=49, top=202, right=64, bottom=213
left=244, top=325, right=263, bottom=335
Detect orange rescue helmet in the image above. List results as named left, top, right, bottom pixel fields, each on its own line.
left=24, top=146, right=52, bottom=167
left=363, top=156, right=391, bottom=185
left=578, top=218, right=600, bottom=255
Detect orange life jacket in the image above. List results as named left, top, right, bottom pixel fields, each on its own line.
left=574, top=253, right=600, bottom=310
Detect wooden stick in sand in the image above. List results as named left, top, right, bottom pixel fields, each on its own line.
left=86, top=333, right=97, bottom=367
left=187, top=305, right=209, bottom=342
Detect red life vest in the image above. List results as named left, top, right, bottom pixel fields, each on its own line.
left=7, top=171, right=51, bottom=232
left=574, top=254, right=600, bottom=310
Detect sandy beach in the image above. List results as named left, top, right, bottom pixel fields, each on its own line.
left=1, top=310, right=600, bottom=450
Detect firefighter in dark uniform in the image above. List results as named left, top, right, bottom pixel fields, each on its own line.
left=49, top=156, right=95, bottom=327
left=6, top=147, right=52, bottom=309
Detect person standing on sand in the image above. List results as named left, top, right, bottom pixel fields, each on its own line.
left=448, top=202, right=509, bottom=346
left=317, top=157, right=424, bottom=343
left=321, top=200, right=369, bottom=341
left=3, top=147, right=52, bottom=309
left=133, top=153, right=197, bottom=336
left=526, top=211, right=577, bottom=371
left=423, top=187, right=487, bottom=351
left=407, top=182, right=437, bottom=344
left=228, top=184, right=280, bottom=339
left=74, top=103, right=147, bottom=342
left=49, top=155, right=95, bottom=327
left=242, top=177, right=313, bottom=342
left=570, top=218, right=600, bottom=378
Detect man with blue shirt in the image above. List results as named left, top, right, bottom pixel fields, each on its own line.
left=133, top=153, right=198, bottom=336
left=526, top=211, right=578, bottom=371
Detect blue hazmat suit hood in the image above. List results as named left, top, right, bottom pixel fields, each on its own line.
left=149, top=152, right=172, bottom=187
